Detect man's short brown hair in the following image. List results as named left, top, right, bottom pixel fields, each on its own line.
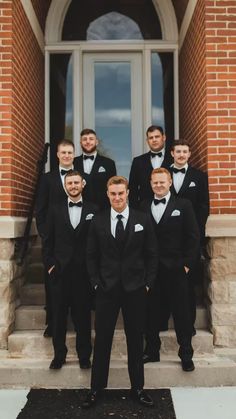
left=57, top=139, right=74, bottom=150
left=171, top=139, right=190, bottom=151
left=80, top=128, right=96, bottom=137
left=64, top=170, right=83, bottom=181
left=107, top=176, right=129, bottom=190
left=151, top=167, right=172, bottom=181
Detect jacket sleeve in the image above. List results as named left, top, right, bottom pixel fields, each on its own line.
left=144, top=215, right=158, bottom=288
left=42, top=206, right=56, bottom=272
left=183, top=200, right=200, bottom=269
left=86, top=216, right=101, bottom=287
left=128, top=158, right=139, bottom=208
left=197, top=171, right=210, bottom=243
left=35, top=174, right=50, bottom=239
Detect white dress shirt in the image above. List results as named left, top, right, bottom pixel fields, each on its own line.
left=150, top=147, right=165, bottom=169
left=172, top=163, right=188, bottom=193
left=110, top=205, right=129, bottom=238
left=151, top=191, right=171, bottom=224
left=83, top=151, right=97, bottom=174
left=68, top=197, right=82, bottom=229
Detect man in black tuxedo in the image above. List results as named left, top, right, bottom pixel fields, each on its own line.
left=140, top=168, right=200, bottom=372
left=35, top=139, right=75, bottom=337
left=129, top=125, right=172, bottom=208
left=74, top=128, right=116, bottom=209
left=42, top=170, right=97, bottom=370
left=169, top=139, right=210, bottom=333
left=82, top=176, right=158, bottom=409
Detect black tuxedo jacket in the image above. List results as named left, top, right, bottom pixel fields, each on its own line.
left=74, top=154, right=116, bottom=209
left=87, top=207, right=158, bottom=292
left=170, top=165, right=209, bottom=241
left=35, top=168, right=67, bottom=239
left=128, top=151, right=173, bottom=208
left=43, top=200, right=98, bottom=274
left=140, top=195, right=200, bottom=271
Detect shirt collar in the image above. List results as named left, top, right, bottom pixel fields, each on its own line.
left=171, top=163, right=188, bottom=171
left=68, top=197, right=83, bottom=205
left=83, top=151, right=97, bottom=158
left=150, top=147, right=165, bottom=155
left=111, top=205, right=129, bottom=220
left=59, top=165, right=74, bottom=171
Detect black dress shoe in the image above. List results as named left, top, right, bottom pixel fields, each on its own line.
left=143, top=353, right=160, bottom=363
left=79, top=359, right=91, bottom=369
left=81, top=390, right=98, bottom=408
left=43, top=326, right=52, bottom=338
left=181, top=359, right=195, bottom=372
left=130, top=389, right=154, bottom=407
left=49, top=358, right=66, bottom=370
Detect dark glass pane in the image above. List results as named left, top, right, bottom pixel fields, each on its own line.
left=62, top=0, right=162, bottom=40
left=50, top=54, right=73, bottom=169
left=151, top=52, right=174, bottom=148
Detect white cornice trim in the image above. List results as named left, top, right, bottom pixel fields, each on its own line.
left=179, top=0, right=198, bottom=51
left=206, top=215, right=236, bottom=238
left=20, top=0, right=44, bottom=53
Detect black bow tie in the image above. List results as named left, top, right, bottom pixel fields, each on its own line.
left=83, top=155, right=94, bottom=160
left=150, top=151, right=162, bottom=158
left=60, top=169, right=73, bottom=176
left=154, top=198, right=166, bottom=206
left=172, top=167, right=186, bottom=174
left=69, top=201, right=82, bottom=208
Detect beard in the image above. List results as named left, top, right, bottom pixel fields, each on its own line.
left=81, top=144, right=97, bottom=154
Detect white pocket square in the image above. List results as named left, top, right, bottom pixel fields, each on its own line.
left=189, top=181, right=196, bottom=187
left=98, top=166, right=106, bottom=173
left=86, top=213, right=94, bottom=220
left=171, top=210, right=180, bottom=216
left=134, top=224, right=144, bottom=232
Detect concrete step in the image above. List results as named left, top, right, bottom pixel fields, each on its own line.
left=25, top=263, right=44, bottom=284
left=0, top=352, right=236, bottom=388
left=15, top=304, right=209, bottom=331
left=20, top=284, right=45, bottom=305
left=8, top=329, right=213, bottom=359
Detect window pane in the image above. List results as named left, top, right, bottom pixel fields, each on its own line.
left=62, top=0, right=162, bottom=40
left=50, top=54, right=73, bottom=169
left=94, top=62, right=131, bottom=178
left=151, top=52, right=174, bottom=143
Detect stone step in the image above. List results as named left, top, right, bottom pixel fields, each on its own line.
left=0, top=353, right=236, bottom=388
left=20, top=284, right=45, bottom=305
left=14, top=304, right=209, bottom=331
left=25, top=263, right=44, bottom=284
left=8, top=329, right=213, bottom=359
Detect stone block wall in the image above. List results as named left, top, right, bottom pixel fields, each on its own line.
left=207, top=218, right=236, bottom=347
left=0, top=237, right=25, bottom=349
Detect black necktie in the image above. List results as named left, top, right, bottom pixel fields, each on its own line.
left=150, top=151, right=162, bottom=158
left=154, top=198, right=166, bottom=206
left=115, top=214, right=125, bottom=243
left=83, top=155, right=94, bottom=160
left=69, top=201, right=82, bottom=208
left=172, top=167, right=186, bottom=174
left=61, top=169, right=73, bottom=176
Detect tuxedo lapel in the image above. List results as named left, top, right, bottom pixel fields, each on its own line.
left=53, top=169, right=67, bottom=196
left=158, top=195, right=176, bottom=225
left=178, top=167, right=193, bottom=195
left=74, top=155, right=85, bottom=176
left=61, top=200, right=75, bottom=233
left=90, top=154, right=102, bottom=177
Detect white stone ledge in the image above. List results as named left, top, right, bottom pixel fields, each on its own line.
left=0, top=217, right=37, bottom=239
left=206, top=215, right=236, bottom=238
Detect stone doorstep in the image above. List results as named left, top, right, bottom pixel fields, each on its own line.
left=20, top=284, right=45, bottom=305
left=7, top=329, right=214, bottom=359
left=0, top=355, right=236, bottom=389
left=14, top=305, right=209, bottom=331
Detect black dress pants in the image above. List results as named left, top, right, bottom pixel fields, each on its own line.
left=50, top=264, right=92, bottom=362
left=91, top=283, right=147, bottom=391
left=145, top=265, right=193, bottom=361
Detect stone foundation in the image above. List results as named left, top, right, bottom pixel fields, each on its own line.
left=0, top=217, right=37, bottom=349
left=206, top=216, right=236, bottom=348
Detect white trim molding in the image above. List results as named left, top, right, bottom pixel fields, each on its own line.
left=179, top=0, right=198, bottom=51
left=206, top=215, right=236, bottom=238
left=20, top=0, right=44, bottom=53
left=45, top=0, right=178, bottom=44
left=0, top=217, right=37, bottom=239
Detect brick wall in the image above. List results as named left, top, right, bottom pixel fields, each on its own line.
left=0, top=0, right=46, bottom=217
left=179, top=0, right=236, bottom=215
left=205, top=0, right=236, bottom=214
